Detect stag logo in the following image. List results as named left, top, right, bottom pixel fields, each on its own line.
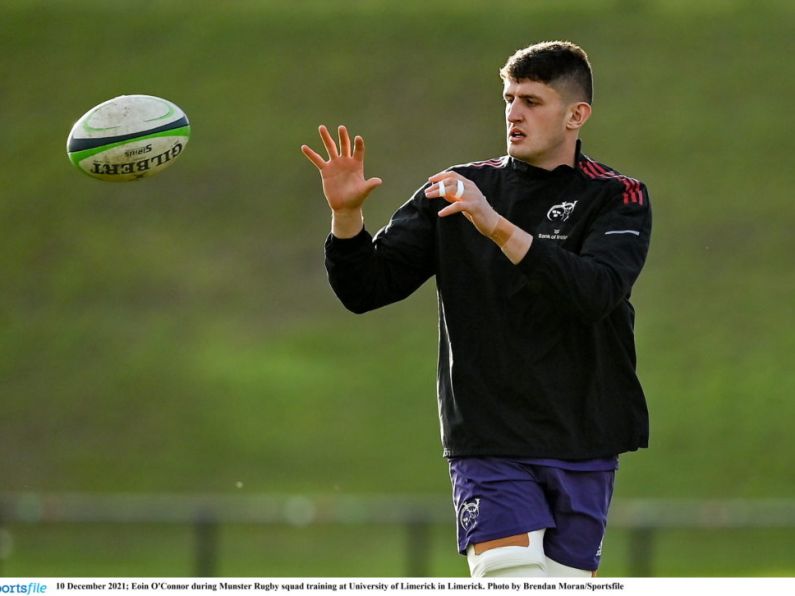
left=547, top=200, right=578, bottom=223
left=458, top=498, right=481, bottom=531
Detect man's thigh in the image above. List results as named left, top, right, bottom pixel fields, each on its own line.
left=531, top=465, right=615, bottom=571
left=449, top=457, right=555, bottom=555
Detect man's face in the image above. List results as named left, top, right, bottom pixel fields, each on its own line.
left=503, top=78, right=574, bottom=169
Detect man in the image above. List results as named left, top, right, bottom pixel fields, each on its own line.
left=301, top=41, right=651, bottom=578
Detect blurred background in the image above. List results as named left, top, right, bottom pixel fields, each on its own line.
left=1, top=0, right=793, bottom=577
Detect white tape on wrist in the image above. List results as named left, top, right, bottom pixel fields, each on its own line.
left=453, top=179, right=465, bottom=199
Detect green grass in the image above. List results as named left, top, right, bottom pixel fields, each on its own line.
left=1, top=0, right=794, bottom=577
left=4, top=523, right=794, bottom=577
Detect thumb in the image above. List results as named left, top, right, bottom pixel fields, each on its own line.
left=365, top=177, right=383, bottom=192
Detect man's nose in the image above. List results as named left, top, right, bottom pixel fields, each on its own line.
left=506, top=102, right=522, bottom=122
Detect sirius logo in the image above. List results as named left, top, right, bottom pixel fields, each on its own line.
left=547, top=200, right=578, bottom=222
left=459, top=498, right=481, bottom=531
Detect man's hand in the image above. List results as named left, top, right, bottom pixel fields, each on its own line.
left=425, top=171, right=533, bottom=264
left=424, top=171, right=501, bottom=238
left=301, top=125, right=382, bottom=238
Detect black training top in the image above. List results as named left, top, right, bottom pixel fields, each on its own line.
left=324, top=143, right=652, bottom=459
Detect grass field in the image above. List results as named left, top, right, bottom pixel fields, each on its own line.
left=1, top=0, right=794, bottom=577
left=4, top=522, right=795, bottom=577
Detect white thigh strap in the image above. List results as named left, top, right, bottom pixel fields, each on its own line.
left=545, top=556, right=592, bottom=577
left=467, top=530, right=546, bottom=578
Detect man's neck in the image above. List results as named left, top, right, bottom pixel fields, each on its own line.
left=534, top=138, right=580, bottom=170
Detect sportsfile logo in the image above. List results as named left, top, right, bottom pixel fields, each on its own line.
left=0, top=583, right=47, bottom=594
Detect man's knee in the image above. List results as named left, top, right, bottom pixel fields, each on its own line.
left=467, top=530, right=546, bottom=577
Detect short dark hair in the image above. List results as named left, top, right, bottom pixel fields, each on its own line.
left=499, top=41, right=593, bottom=104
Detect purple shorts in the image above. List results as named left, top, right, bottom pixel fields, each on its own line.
left=448, top=457, right=616, bottom=571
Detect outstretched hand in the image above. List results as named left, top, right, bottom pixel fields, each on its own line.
left=301, top=125, right=382, bottom=215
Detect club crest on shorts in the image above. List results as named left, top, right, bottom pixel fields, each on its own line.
left=458, top=498, right=481, bottom=531
left=547, top=200, right=578, bottom=222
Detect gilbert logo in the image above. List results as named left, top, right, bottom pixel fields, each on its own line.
left=91, top=142, right=183, bottom=176
left=547, top=200, right=577, bottom=223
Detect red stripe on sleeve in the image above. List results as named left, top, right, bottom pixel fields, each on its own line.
left=579, top=157, right=644, bottom=206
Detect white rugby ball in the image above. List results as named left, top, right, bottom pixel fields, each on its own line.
left=67, top=94, right=190, bottom=182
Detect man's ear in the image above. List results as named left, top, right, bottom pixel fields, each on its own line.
left=566, top=102, right=592, bottom=130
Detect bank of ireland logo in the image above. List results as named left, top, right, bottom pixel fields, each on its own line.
left=547, top=200, right=578, bottom=223
left=459, top=498, right=481, bottom=531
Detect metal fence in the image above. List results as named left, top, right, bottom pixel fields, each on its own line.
left=2, top=493, right=795, bottom=576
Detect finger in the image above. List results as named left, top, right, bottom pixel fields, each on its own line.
left=423, top=181, right=440, bottom=199
left=301, top=144, right=327, bottom=170
left=424, top=180, right=460, bottom=203
left=452, top=179, right=466, bottom=200
left=438, top=201, right=466, bottom=217
left=338, top=125, right=352, bottom=158
left=428, top=171, right=462, bottom=183
left=364, top=177, right=383, bottom=192
left=424, top=181, right=447, bottom=200
left=352, top=135, right=366, bottom=162
left=428, top=172, right=469, bottom=198
left=318, top=125, right=339, bottom=159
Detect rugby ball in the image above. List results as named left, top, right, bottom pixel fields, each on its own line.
left=67, top=94, right=190, bottom=181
